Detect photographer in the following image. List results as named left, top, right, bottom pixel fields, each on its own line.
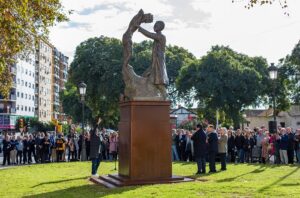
left=90, top=117, right=103, bottom=178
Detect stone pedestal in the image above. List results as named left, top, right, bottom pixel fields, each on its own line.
left=90, top=101, right=193, bottom=188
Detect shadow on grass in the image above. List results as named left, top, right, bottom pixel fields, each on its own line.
left=24, top=184, right=140, bottom=198
left=173, top=161, right=195, bottom=166
left=31, top=177, right=88, bottom=188
left=257, top=166, right=300, bottom=192
left=216, top=166, right=267, bottom=183
left=280, top=183, right=300, bottom=187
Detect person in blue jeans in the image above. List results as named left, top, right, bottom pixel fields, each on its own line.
left=90, top=117, right=103, bottom=177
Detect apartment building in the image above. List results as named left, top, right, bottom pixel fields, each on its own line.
left=35, top=39, right=53, bottom=122
left=0, top=54, right=35, bottom=130
left=52, top=48, right=69, bottom=121
left=0, top=39, right=69, bottom=131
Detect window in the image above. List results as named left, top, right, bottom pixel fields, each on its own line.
left=17, top=105, right=19, bottom=110
left=29, top=83, right=31, bottom=88
left=17, top=92, right=19, bottom=97
left=28, top=107, right=31, bottom=112
left=25, top=106, right=27, bottom=111
left=21, top=93, right=24, bottom=98
left=25, top=94, right=27, bottom=99
left=29, top=95, right=31, bottom=100
left=21, top=80, right=24, bottom=86
left=29, top=71, right=31, bottom=76
left=32, top=96, right=34, bottom=101
left=25, top=69, right=28, bottom=75
left=21, top=105, right=23, bottom=111
left=32, top=108, right=34, bottom=112
left=25, top=82, right=27, bottom=87
left=17, top=79, right=20, bottom=84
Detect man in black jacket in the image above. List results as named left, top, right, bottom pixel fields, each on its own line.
left=286, top=127, right=295, bottom=164
left=191, top=124, right=207, bottom=174
left=90, top=117, right=102, bottom=177
left=2, top=135, right=11, bottom=166
left=207, top=125, right=218, bottom=173
left=235, top=129, right=245, bottom=163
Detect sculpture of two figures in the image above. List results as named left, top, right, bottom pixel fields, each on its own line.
left=122, top=9, right=169, bottom=101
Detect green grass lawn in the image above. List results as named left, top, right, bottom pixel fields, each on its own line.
left=0, top=161, right=300, bottom=198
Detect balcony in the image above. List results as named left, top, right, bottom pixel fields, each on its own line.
left=0, top=94, right=16, bottom=101
left=0, top=107, right=16, bottom=114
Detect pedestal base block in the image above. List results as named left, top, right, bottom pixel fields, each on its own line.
left=90, top=174, right=194, bottom=188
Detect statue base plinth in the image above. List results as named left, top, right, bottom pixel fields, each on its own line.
left=90, top=101, right=193, bottom=188
left=90, top=174, right=193, bottom=188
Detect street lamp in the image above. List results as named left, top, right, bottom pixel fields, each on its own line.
left=78, top=81, right=87, bottom=161
left=269, top=63, right=278, bottom=80
left=78, top=81, right=87, bottom=130
left=268, top=63, right=278, bottom=133
left=268, top=63, right=278, bottom=121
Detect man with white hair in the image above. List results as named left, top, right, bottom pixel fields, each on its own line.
left=279, top=128, right=289, bottom=164
left=256, top=129, right=264, bottom=163
left=218, top=127, right=228, bottom=171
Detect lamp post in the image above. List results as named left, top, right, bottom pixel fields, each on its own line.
left=268, top=63, right=278, bottom=121
left=268, top=63, right=278, bottom=132
left=78, top=82, right=87, bottom=131
left=78, top=81, right=87, bottom=161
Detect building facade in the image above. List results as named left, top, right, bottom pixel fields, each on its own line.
left=0, top=54, right=36, bottom=130
left=35, top=39, right=53, bottom=122
left=52, top=48, right=69, bottom=121
left=0, top=39, right=69, bottom=132
left=170, top=106, right=198, bottom=128
left=244, top=105, right=300, bottom=130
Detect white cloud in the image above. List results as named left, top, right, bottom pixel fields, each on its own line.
left=50, top=0, right=300, bottom=65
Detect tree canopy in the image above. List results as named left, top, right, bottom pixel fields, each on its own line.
left=176, top=46, right=277, bottom=127
left=0, top=0, right=68, bottom=98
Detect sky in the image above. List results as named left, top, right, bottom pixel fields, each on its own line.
left=49, top=0, right=300, bottom=65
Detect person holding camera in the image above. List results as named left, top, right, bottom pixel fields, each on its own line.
left=90, top=117, right=103, bottom=178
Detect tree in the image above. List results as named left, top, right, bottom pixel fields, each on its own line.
left=60, top=82, right=93, bottom=125
left=277, top=40, right=300, bottom=106
left=177, top=46, right=271, bottom=127
left=0, top=0, right=69, bottom=98
left=64, top=36, right=195, bottom=128
left=69, top=36, right=123, bottom=128
left=232, top=0, right=289, bottom=15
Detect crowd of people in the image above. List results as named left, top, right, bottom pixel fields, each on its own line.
left=172, top=124, right=300, bottom=174
left=2, top=121, right=300, bottom=177
left=0, top=128, right=119, bottom=166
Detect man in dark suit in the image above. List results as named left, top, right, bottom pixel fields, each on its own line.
left=191, top=124, right=207, bottom=174
left=207, top=125, right=218, bottom=173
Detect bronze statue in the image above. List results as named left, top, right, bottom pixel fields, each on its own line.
left=122, top=9, right=169, bottom=101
